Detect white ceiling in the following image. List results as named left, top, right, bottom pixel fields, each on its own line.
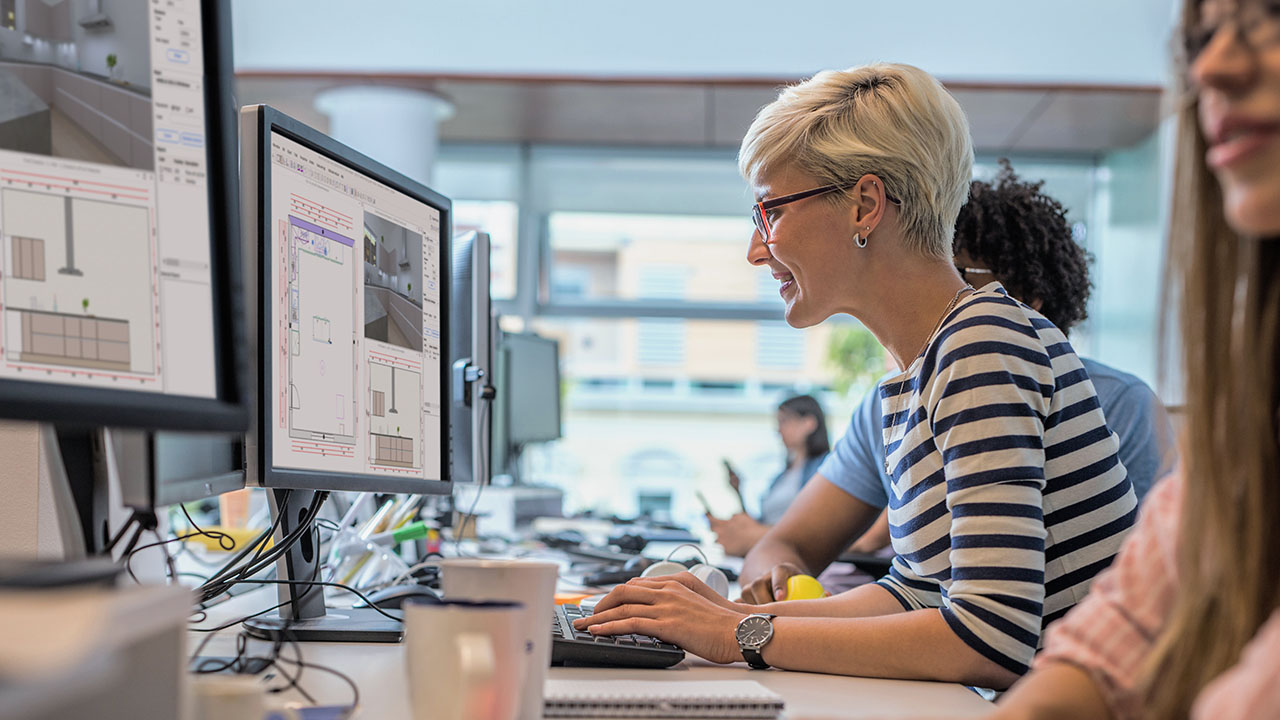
left=235, top=75, right=1164, bottom=155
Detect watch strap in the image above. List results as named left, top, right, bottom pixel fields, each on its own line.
left=741, top=646, right=769, bottom=669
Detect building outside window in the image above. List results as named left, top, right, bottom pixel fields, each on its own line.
left=434, top=144, right=1164, bottom=529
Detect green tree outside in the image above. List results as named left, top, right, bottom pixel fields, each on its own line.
left=825, top=323, right=886, bottom=397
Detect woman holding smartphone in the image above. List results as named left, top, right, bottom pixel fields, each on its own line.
left=708, top=395, right=830, bottom=557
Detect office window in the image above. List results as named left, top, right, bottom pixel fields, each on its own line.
left=2, top=0, right=14, bottom=31
left=523, top=317, right=863, bottom=527
left=550, top=266, right=591, bottom=299
left=636, top=266, right=689, bottom=300
left=437, top=139, right=1170, bottom=525
left=435, top=146, right=522, bottom=301
left=547, top=212, right=753, bottom=303
left=452, top=200, right=518, bottom=300
left=756, top=321, right=805, bottom=369
left=755, top=270, right=780, bottom=302
left=636, top=319, right=685, bottom=366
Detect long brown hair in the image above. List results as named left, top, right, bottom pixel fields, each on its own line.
left=1142, top=2, right=1280, bottom=715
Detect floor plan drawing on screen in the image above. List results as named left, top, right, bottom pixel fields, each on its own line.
left=1, top=187, right=156, bottom=377
left=367, top=360, right=421, bottom=469
left=286, top=213, right=357, bottom=444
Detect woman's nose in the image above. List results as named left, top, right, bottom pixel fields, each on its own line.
left=747, top=229, right=772, bottom=266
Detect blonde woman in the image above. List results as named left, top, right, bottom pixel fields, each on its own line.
left=970, top=1, right=1280, bottom=718
left=575, top=63, right=1137, bottom=688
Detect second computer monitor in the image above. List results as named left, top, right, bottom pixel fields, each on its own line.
left=242, top=105, right=451, bottom=495
left=504, top=332, right=562, bottom=446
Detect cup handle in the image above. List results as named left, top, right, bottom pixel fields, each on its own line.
left=457, top=632, right=497, bottom=717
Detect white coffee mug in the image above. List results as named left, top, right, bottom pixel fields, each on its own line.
left=403, top=599, right=526, bottom=720
left=441, top=558, right=558, bottom=720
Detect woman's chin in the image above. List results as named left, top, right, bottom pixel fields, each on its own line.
left=782, top=298, right=823, bottom=329
left=1222, top=183, right=1280, bottom=238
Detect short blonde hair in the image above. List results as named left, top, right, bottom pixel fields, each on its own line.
left=739, top=63, right=974, bottom=258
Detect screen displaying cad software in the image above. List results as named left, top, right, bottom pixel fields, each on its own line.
left=0, top=0, right=217, bottom=396
left=267, top=131, right=443, bottom=482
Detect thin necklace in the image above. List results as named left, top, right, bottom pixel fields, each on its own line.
left=912, top=284, right=972, bottom=363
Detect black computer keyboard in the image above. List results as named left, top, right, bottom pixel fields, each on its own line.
left=551, top=603, right=685, bottom=668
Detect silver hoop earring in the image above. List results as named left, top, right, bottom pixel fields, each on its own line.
left=854, top=232, right=868, bottom=249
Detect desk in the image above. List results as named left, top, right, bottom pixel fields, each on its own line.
left=191, top=587, right=993, bottom=719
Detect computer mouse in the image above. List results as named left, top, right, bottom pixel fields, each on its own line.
left=582, top=556, right=654, bottom=586
left=623, top=556, right=655, bottom=573
left=610, top=533, right=648, bottom=553
left=357, top=584, right=442, bottom=610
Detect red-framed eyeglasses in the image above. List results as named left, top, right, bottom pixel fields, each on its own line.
left=752, top=181, right=902, bottom=242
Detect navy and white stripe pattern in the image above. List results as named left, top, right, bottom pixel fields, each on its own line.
left=876, top=283, right=1137, bottom=676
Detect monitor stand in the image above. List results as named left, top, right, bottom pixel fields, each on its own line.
left=242, top=489, right=403, bottom=643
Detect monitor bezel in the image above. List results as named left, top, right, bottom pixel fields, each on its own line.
left=251, top=106, right=452, bottom=495
left=504, top=332, right=562, bottom=445
left=0, top=0, right=248, bottom=432
left=448, top=230, right=493, bottom=485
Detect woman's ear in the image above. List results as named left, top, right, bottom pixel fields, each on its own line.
left=799, top=416, right=819, bottom=438
left=847, top=174, right=889, bottom=235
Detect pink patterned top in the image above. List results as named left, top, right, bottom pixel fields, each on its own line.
left=1036, top=472, right=1280, bottom=719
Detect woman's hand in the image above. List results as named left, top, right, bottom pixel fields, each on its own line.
left=737, top=561, right=807, bottom=604
left=572, top=572, right=750, bottom=665
left=709, top=512, right=769, bottom=557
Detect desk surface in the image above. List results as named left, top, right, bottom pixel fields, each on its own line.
left=191, top=587, right=993, bottom=719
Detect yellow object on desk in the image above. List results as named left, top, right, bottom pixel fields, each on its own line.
left=785, top=574, right=830, bottom=600
left=182, top=526, right=272, bottom=553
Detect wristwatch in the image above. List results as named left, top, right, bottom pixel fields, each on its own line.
left=735, top=613, right=777, bottom=669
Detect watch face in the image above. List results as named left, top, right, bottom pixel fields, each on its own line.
left=736, top=615, right=773, bottom=648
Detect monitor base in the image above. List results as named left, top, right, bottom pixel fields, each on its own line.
left=242, top=607, right=402, bottom=643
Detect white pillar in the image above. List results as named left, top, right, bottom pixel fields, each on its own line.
left=314, top=86, right=454, bottom=187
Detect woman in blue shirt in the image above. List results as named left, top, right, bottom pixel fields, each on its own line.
left=710, top=394, right=830, bottom=556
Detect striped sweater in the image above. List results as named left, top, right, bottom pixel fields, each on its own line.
left=877, top=283, right=1137, bottom=676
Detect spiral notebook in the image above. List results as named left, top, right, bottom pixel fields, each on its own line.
left=543, top=679, right=784, bottom=719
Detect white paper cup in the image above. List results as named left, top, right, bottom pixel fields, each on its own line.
left=403, top=599, right=526, bottom=720
left=441, top=559, right=558, bottom=720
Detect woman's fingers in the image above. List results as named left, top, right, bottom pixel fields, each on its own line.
left=579, top=616, right=665, bottom=640
left=625, top=572, right=700, bottom=593
left=591, top=582, right=666, bottom=614
left=739, top=573, right=776, bottom=604
left=573, top=580, right=703, bottom=630
left=578, top=583, right=667, bottom=621
left=574, top=602, right=661, bottom=630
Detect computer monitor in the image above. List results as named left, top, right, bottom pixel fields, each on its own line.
left=0, top=0, right=247, bottom=557
left=491, top=331, right=561, bottom=481
left=115, top=430, right=245, bottom=509
left=450, top=230, right=494, bottom=485
left=239, top=104, right=450, bottom=642
left=0, top=0, right=245, bottom=430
